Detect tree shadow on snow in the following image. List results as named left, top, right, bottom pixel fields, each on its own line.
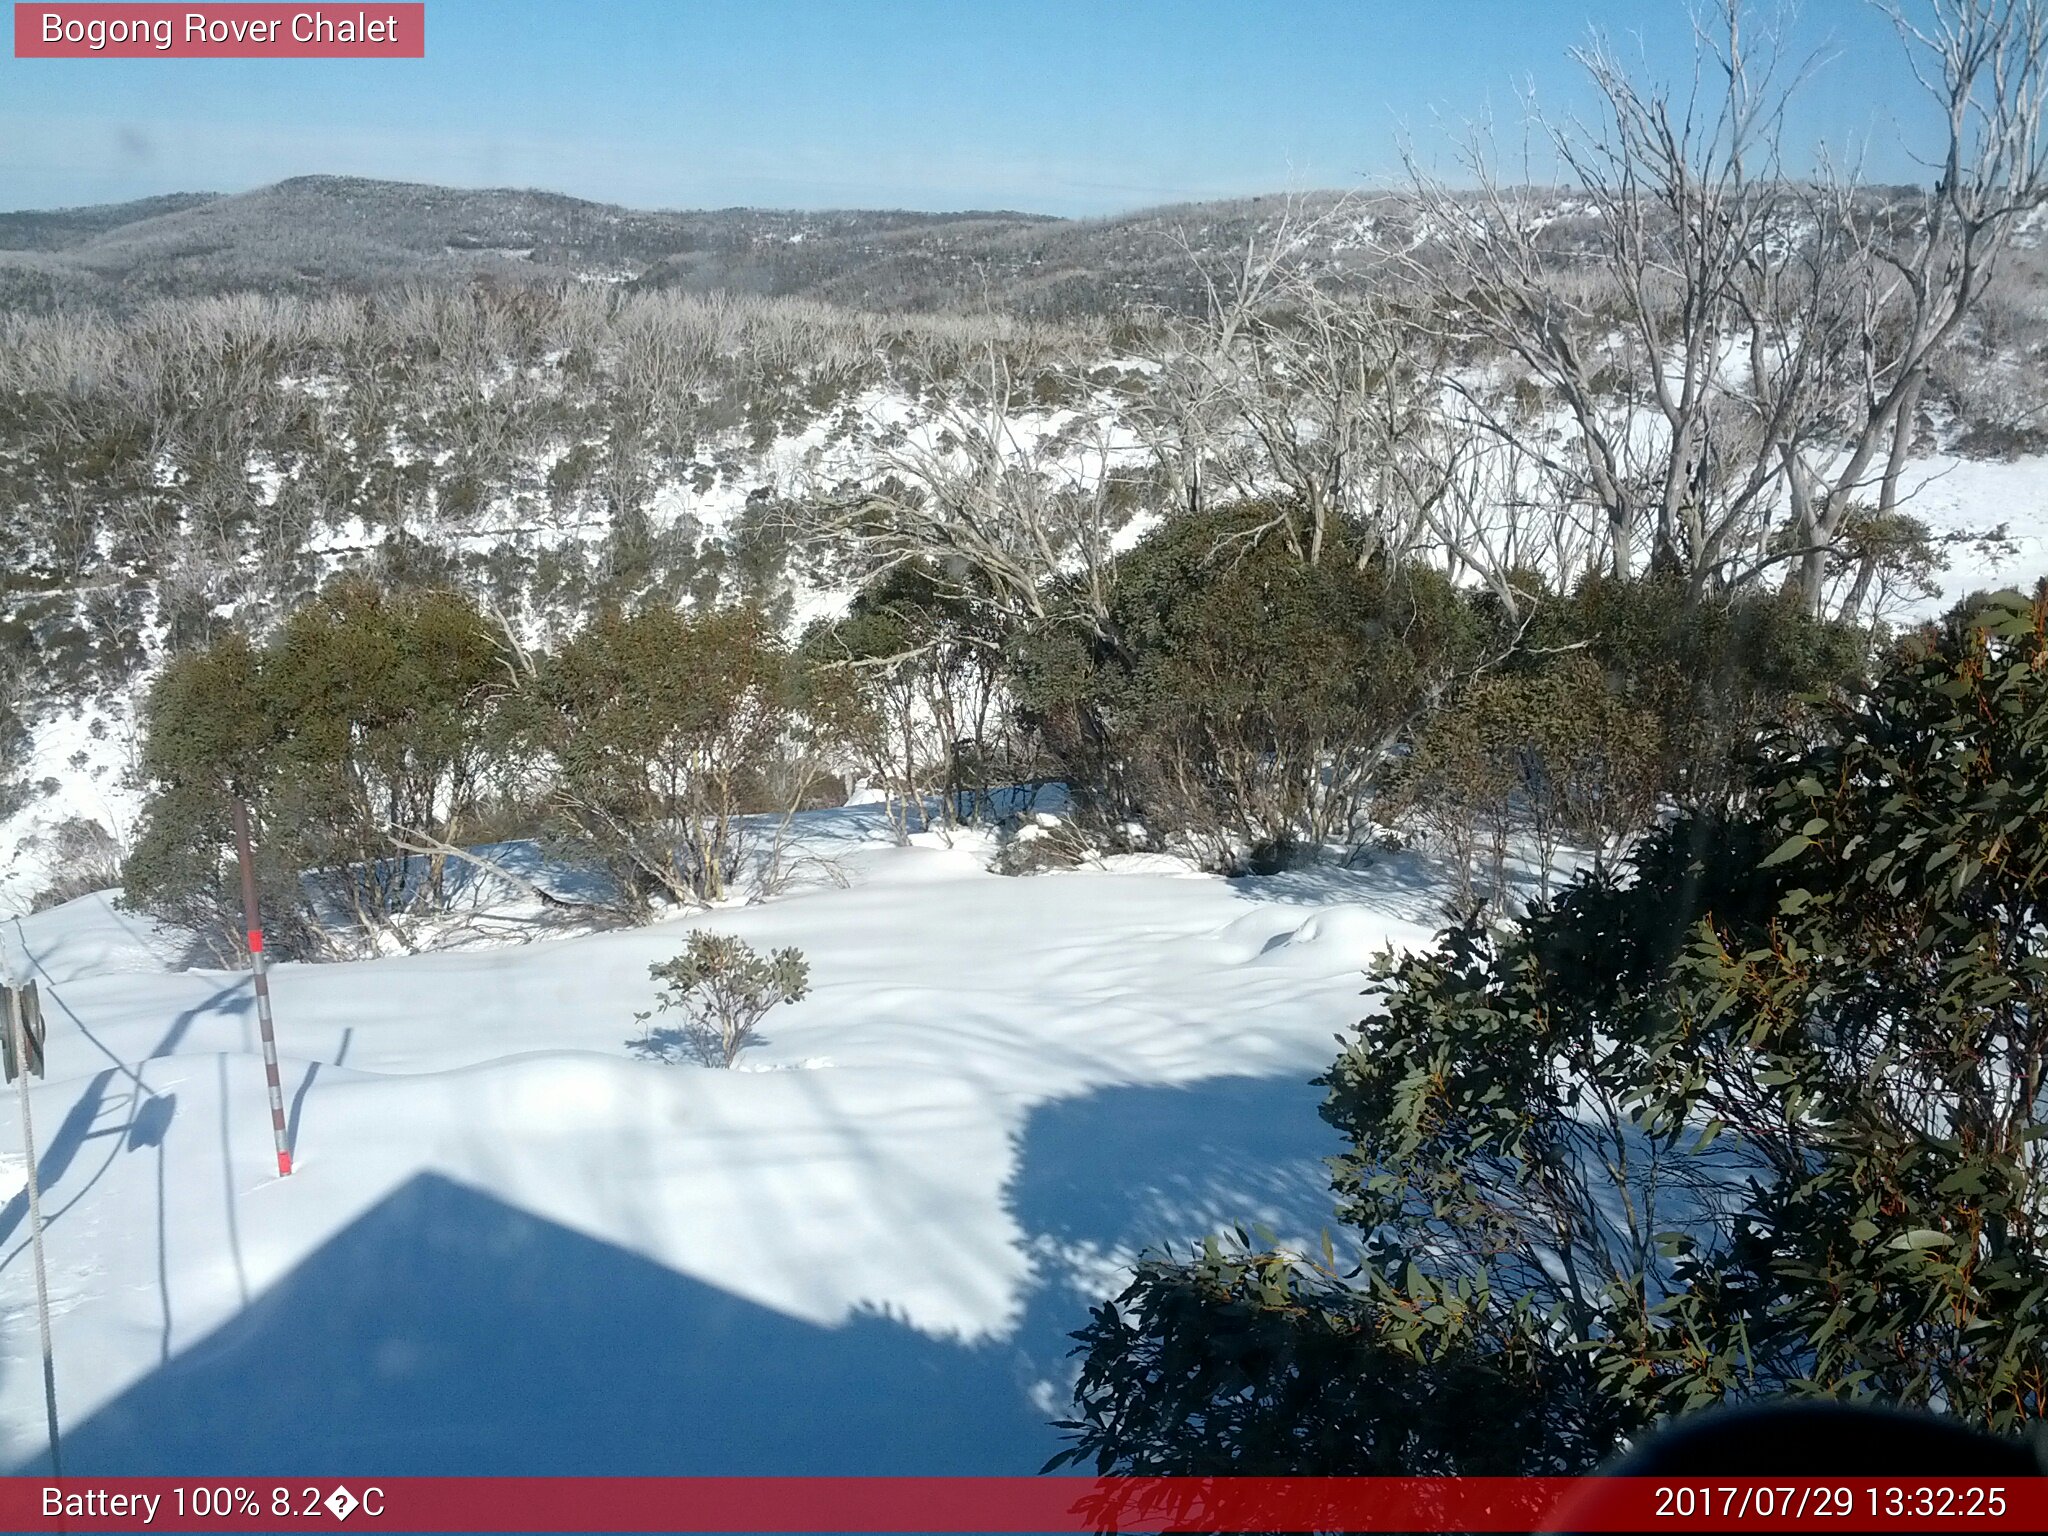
left=32, top=1074, right=1344, bottom=1476
left=1224, top=843, right=1471, bottom=924
left=625, top=1025, right=770, bottom=1069
left=0, top=979, right=251, bottom=1259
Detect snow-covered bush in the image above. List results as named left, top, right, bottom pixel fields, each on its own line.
left=992, top=811, right=1092, bottom=876
left=27, top=816, right=124, bottom=911
left=633, top=930, right=810, bottom=1068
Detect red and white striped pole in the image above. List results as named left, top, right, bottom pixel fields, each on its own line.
left=232, top=796, right=293, bottom=1177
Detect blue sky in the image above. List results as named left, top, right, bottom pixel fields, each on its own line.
left=1, top=1, right=1951, bottom=216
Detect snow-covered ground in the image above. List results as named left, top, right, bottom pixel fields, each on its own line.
left=0, top=810, right=1451, bottom=1476
left=1889, top=452, right=2048, bottom=607
left=0, top=698, right=145, bottom=918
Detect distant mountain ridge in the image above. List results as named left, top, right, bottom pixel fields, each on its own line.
left=4, top=173, right=1951, bottom=320
left=0, top=191, right=222, bottom=252
left=0, top=174, right=1365, bottom=317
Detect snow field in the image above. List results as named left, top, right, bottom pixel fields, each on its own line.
left=0, top=812, right=1436, bottom=1474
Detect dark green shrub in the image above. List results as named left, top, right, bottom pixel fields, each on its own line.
left=506, top=603, right=804, bottom=910
left=1057, top=588, right=2048, bottom=1474
left=124, top=580, right=505, bottom=956
left=1558, top=571, right=1864, bottom=807
left=1020, top=503, right=1482, bottom=866
left=1382, top=653, right=1663, bottom=902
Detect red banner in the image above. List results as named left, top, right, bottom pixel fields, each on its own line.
left=1, top=1476, right=2043, bottom=1532
left=13, top=4, right=424, bottom=58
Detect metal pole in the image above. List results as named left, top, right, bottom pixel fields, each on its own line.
left=8, top=985, right=61, bottom=1475
left=232, top=797, right=293, bottom=1177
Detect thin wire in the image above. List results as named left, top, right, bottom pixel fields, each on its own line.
left=5, top=979, right=62, bottom=1476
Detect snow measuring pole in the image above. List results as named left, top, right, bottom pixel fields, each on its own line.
left=233, top=796, right=293, bottom=1177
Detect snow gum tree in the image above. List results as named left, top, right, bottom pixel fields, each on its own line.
left=504, top=603, right=806, bottom=912
left=124, top=580, right=505, bottom=958
left=1016, top=501, right=1483, bottom=869
left=799, top=560, right=1025, bottom=836
left=1406, top=0, right=2048, bottom=615
left=1056, top=584, right=2048, bottom=1474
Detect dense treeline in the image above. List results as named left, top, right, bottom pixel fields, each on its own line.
left=0, top=176, right=1374, bottom=319
left=123, top=497, right=1863, bottom=957
left=6, top=0, right=2048, bottom=806
left=124, top=577, right=838, bottom=957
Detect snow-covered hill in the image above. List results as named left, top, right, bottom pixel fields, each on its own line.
left=0, top=809, right=1454, bottom=1474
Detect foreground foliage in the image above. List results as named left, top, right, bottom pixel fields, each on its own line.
left=1055, top=587, right=2048, bottom=1474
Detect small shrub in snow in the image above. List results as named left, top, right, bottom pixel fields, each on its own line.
left=28, top=817, right=125, bottom=911
left=634, top=930, right=809, bottom=1068
left=993, top=812, right=1092, bottom=875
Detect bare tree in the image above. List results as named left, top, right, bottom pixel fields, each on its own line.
left=805, top=344, right=1141, bottom=652
left=1404, top=0, right=2048, bottom=615
left=1135, top=197, right=1472, bottom=572
left=1777, top=0, right=2048, bottom=609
